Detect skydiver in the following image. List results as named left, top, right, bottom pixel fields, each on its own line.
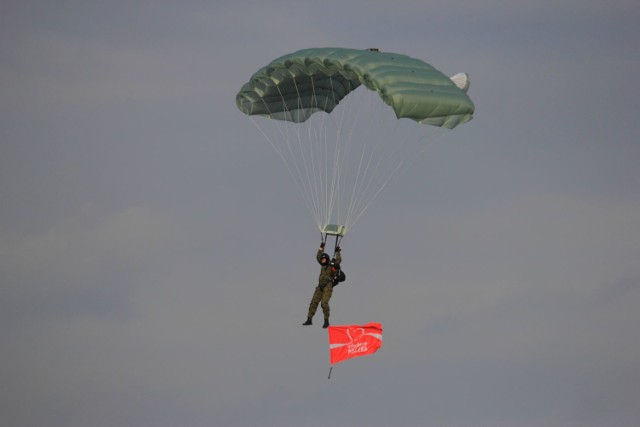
left=302, top=242, right=342, bottom=328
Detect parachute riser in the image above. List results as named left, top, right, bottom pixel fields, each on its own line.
left=321, top=224, right=345, bottom=255
left=320, top=234, right=342, bottom=256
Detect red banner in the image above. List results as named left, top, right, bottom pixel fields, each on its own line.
left=328, top=323, right=383, bottom=365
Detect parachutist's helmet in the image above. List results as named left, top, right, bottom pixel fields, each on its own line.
left=320, top=253, right=330, bottom=264
left=330, top=260, right=340, bottom=270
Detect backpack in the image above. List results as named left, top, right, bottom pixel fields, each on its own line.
left=332, top=269, right=346, bottom=286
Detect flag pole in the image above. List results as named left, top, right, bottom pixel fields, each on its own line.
left=328, top=366, right=333, bottom=379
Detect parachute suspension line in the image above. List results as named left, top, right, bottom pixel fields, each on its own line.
left=342, top=81, right=362, bottom=228
left=247, top=117, right=314, bottom=222
left=328, top=76, right=348, bottom=230
left=339, top=81, right=361, bottom=229
left=352, top=118, right=448, bottom=230
left=339, top=86, right=374, bottom=229
left=342, top=89, right=403, bottom=229
left=253, top=87, right=323, bottom=231
left=304, top=74, right=347, bottom=233
left=289, top=77, right=324, bottom=230
left=304, top=77, right=323, bottom=230
left=306, top=75, right=333, bottom=233
left=280, top=100, right=324, bottom=230
left=340, top=90, right=433, bottom=229
left=324, top=76, right=337, bottom=229
left=261, top=75, right=344, bottom=234
left=348, top=160, right=404, bottom=227
left=343, top=89, right=384, bottom=228
left=247, top=74, right=451, bottom=237
left=318, top=78, right=332, bottom=231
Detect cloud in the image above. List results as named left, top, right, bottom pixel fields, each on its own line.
left=1, top=206, right=174, bottom=326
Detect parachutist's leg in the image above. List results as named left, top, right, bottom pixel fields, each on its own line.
left=306, top=286, right=322, bottom=321
left=320, top=286, right=333, bottom=327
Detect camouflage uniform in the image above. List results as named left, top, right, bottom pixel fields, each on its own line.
left=307, top=248, right=342, bottom=321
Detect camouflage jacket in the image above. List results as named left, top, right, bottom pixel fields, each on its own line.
left=316, top=248, right=342, bottom=288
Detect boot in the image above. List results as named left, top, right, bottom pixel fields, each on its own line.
left=322, top=318, right=330, bottom=328
left=302, top=317, right=312, bottom=326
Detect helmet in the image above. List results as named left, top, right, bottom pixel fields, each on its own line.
left=330, top=260, right=340, bottom=270
left=320, top=253, right=330, bottom=264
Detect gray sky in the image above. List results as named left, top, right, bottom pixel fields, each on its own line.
left=2, top=1, right=640, bottom=426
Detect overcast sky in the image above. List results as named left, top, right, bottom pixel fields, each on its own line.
left=2, top=1, right=640, bottom=426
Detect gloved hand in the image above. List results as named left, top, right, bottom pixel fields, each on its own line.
left=320, top=242, right=326, bottom=249
left=335, top=245, right=341, bottom=252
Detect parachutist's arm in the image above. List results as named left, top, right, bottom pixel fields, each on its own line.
left=316, top=248, right=323, bottom=264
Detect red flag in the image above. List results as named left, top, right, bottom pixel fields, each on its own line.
left=328, top=323, right=383, bottom=365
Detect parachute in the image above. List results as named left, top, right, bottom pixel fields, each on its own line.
left=236, top=47, right=474, bottom=239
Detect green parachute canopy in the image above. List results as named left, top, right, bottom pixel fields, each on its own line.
left=236, top=48, right=475, bottom=236
left=236, top=47, right=474, bottom=129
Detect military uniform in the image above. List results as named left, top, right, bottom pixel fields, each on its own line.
left=306, top=248, right=342, bottom=324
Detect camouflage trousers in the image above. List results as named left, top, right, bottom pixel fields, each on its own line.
left=307, top=283, right=333, bottom=320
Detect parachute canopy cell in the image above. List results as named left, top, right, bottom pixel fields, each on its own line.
left=236, top=47, right=475, bottom=129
